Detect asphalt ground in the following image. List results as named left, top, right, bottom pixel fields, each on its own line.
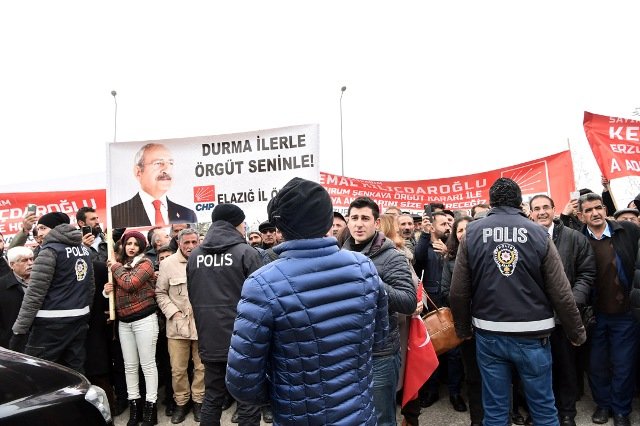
left=114, top=381, right=640, bottom=425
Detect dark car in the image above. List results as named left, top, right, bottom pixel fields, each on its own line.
left=0, top=347, right=112, bottom=425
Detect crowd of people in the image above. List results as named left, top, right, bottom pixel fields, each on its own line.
left=0, top=176, right=639, bottom=426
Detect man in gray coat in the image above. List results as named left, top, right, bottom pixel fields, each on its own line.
left=342, top=196, right=416, bottom=426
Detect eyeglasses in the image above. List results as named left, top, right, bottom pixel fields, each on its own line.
left=142, top=159, right=175, bottom=169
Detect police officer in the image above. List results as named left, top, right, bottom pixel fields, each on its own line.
left=450, top=178, right=585, bottom=426
left=187, top=204, right=263, bottom=426
left=10, top=212, right=95, bottom=373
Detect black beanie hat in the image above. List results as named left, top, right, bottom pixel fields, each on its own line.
left=267, top=177, right=333, bottom=240
left=38, top=212, right=70, bottom=230
left=211, top=203, right=245, bottom=227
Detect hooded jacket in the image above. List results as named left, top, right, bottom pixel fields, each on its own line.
left=12, top=224, right=95, bottom=335
left=342, top=231, right=416, bottom=358
left=187, top=220, right=263, bottom=362
left=226, top=237, right=389, bottom=426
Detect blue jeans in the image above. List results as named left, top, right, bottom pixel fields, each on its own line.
left=589, top=311, right=639, bottom=416
left=475, top=331, right=557, bottom=426
left=373, top=352, right=401, bottom=426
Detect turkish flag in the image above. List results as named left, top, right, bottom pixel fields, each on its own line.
left=402, top=283, right=439, bottom=407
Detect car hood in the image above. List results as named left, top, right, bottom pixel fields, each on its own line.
left=0, top=348, right=88, bottom=415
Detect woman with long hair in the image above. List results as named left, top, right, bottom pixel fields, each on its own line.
left=441, top=215, right=482, bottom=426
left=379, top=214, right=408, bottom=254
left=442, top=216, right=473, bottom=281
left=105, top=230, right=159, bottom=426
left=380, top=214, right=425, bottom=426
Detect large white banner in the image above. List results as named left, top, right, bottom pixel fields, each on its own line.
left=108, top=124, right=319, bottom=228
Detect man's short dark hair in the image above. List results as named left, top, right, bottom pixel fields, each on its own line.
left=348, top=197, right=380, bottom=220
left=442, top=209, right=454, bottom=218
left=529, top=194, right=555, bottom=209
left=156, top=244, right=175, bottom=256
left=489, top=178, right=522, bottom=209
left=171, top=223, right=191, bottom=231
left=431, top=211, right=448, bottom=222
left=76, top=207, right=96, bottom=223
left=578, top=192, right=603, bottom=212
left=470, top=203, right=490, bottom=217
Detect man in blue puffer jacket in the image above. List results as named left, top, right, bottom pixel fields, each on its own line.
left=226, top=177, right=389, bottom=426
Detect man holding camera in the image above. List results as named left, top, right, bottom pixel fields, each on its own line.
left=77, top=207, right=107, bottom=263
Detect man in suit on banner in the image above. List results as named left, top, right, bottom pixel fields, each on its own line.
left=111, top=143, right=197, bottom=228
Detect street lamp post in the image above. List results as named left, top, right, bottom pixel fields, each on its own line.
left=340, top=86, right=346, bottom=176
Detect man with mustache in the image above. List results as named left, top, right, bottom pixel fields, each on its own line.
left=581, top=193, right=640, bottom=426
left=0, top=247, right=34, bottom=348
left=111, top=143, right=197, bottom=228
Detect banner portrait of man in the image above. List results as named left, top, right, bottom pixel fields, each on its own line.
left=108, top=124, right=320, bottom=228
left=111, top=143, right=197, bottom=228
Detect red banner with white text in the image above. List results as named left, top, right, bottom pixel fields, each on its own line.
left=320, top=150, right=575, bottom=215
left=0, top=190, right=106, bottom=244
left=0, top=150, right=573, bottom=241
left=583, top=111, right=640, bottom=180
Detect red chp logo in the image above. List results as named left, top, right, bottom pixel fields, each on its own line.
left=194, top=185, right=215, bottom=203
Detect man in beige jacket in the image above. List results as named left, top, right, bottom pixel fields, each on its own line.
left=156, top=228, right=203, bottom=423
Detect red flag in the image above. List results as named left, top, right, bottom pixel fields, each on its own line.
left=583, top=111, right=640, bottom=180
left=402, top=282, right=439, bottom=407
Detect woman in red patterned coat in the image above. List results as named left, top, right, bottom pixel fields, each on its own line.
left=105, top=230, right=158, bottom=426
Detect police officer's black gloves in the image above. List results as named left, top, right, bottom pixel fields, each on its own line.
left=9, top=334, right=27, bottom=353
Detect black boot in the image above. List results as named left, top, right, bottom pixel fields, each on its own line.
left=127, top=399, right=143, bottom=426
left=141, top=400, right=158, bottom=426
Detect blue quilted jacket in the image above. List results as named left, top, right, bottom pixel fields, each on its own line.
left=226, top=237, right=389, bottom=425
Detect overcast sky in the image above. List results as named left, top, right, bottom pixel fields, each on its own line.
left=1, top=1, right=638, bottom=205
